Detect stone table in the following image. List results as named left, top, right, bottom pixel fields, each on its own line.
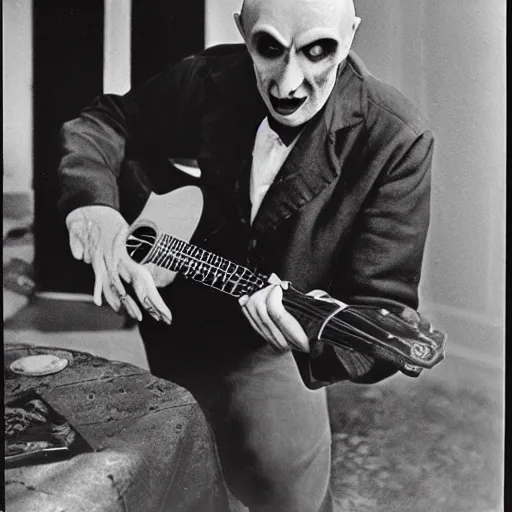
left=4, top=343, right=229, bottom=512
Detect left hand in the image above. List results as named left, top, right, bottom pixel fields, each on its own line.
left=238, top=274, right=310, bottom=353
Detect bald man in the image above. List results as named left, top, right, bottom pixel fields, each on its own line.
left=58, top=0, right=433, bottom=510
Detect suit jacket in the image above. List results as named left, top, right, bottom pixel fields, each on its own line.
left=58, top=45, right=434, bottom=388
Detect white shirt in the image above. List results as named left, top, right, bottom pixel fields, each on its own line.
left=249, top=117, right=301, bottom=223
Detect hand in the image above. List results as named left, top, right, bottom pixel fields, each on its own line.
left=399, top=306, right=433, bottom=333
left=66, top=205, right=173, bottom=324
left=238, top=274, right=309, bottom=353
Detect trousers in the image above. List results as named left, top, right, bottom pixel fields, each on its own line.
left=141, top=321, right=342, bottom=512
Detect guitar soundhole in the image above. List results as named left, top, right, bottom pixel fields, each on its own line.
left=126, top=226, right=157, bottom=264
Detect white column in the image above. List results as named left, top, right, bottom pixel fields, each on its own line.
left=204, top=0, right=243, bottom=48
left=2, top=0, right=33, bottom=194
left=103, top=0, right=132, bottom=94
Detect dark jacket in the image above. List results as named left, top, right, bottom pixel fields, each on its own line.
left=58, top=45, right=433, bottom=388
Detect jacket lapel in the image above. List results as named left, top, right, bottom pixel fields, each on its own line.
left=251, top=55, right=366, bottom=237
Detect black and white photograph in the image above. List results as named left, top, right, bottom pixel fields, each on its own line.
left=3, top=1, right=505, bottom=511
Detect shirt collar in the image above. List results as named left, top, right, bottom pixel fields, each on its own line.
left=266, top=116, right=306, bottom=147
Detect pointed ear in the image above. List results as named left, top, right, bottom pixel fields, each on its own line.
left=353, top=16, right=362, bottom=34
left=346, top=16, right=361, bottom=50
left=234, top=13, right=247, bottom=42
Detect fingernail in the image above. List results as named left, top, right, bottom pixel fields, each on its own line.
left=149, top=311, right=161, bottom=322
left=163, top=315, right=172, bottom=325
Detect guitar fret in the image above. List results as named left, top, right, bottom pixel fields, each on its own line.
left=146, top=233, right=267, bottom=297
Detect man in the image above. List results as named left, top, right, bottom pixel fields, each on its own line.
left=58, top=0, right=433, bottom=510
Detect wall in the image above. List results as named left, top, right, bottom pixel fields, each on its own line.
left=3, top=0, right=33, bottom=195
left=205, top=0, right=506, bottom=367
left=420, top=1, right=505, bottom=366
left=355, top=0, right=505, bottom=366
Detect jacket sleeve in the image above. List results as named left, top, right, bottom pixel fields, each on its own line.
left=302, top=129, right=434, bottom=388
left=58, top=55, right=208, bottom=219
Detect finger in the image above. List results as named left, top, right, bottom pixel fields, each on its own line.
left=83, top=221, right=97, bottom=265
left=91, top=249, right=104, bottom=307
left=240, top=306, right=275, bottom=347
left=143, top=286, right=172, bottom=324
left=115, top=264, right=143, bottom=321
left=267, top=273, right=282, bottom=286
left=93, top=272, right=103, bottom=306
left=245, top=288, right=288, bottom=351
left=83, top=245, right=92, bottom=265
left=130, top=265, right=172, bottom=324
left=92, top=257, right=121, bottom=312
left=108, top=225, right=131, bottom=297
left=69, top=230, right=85, bottom=260
left=118, top=259, right=132, bottom=284
left=103, top=281, right=121, bottom=312
left=120, top=294, right=143, bottom=321
left=252, top=301, right=289, bottom=351
left=99, top=248, right=141, bottom=320
left=97, top=260, right=121, bottom=312
left=239, top=295, right=271, bottom=342
left=267, top=286, right=309, bottom=352
left=400, top=306, right=421, bottom=327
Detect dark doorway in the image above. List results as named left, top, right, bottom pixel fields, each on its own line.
left=131, top=0, right=205, bottom=87
left=32, top=1, right=205, bottom=293
left=33, top=0, right=104, bottom=293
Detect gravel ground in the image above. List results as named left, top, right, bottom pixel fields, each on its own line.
left=327, top=369, right=502, bottom=512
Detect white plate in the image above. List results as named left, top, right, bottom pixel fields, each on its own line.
left=10, top=354, right=69, bottom=376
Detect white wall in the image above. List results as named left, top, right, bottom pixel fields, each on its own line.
left=354, top=0, right=505, bottom=366
left=419, top=1, right=505, bottom=367
left=3, top=0, right=33, bottom=194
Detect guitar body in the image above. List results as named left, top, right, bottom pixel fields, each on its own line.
left=132, top=186, right=204, bottom=248
left=129, top=186, right=205, bottom=285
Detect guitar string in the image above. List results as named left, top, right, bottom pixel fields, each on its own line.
left=151, top=235, right=267, bottom=295
left=158, top=240, right=261, bottom=291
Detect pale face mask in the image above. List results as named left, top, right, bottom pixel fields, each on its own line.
left=235, top=0, right=360, bottom=127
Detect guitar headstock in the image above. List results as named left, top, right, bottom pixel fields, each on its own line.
left=331, top=306, right=447, bottom=376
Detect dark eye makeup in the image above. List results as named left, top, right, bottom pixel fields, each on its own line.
left=255, top=33, right=285, bottom=59
left=302, top=39, right=338, bottom=62
left=253, top=34, right=338, bottom=62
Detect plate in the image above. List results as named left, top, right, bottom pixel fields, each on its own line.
left=10, top=354, right=69, bottom=376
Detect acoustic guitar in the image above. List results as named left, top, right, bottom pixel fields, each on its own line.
left=125, top=186, right=447, bottom=378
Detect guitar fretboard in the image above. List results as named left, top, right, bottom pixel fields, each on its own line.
left=146, top=233, right=268, bottom=297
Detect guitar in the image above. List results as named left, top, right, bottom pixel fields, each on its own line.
left=125, top=186, right=447, bottom=378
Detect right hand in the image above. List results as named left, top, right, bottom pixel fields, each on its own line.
left=66, top=205, right=173, bottom=324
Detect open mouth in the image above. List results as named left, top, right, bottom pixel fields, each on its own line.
left=269, top=95, right=307, bottom=116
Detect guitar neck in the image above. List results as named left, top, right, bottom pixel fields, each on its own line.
left=141, top=232, right=268, bottom=298
left=126, top=223, right=446, bottom=376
